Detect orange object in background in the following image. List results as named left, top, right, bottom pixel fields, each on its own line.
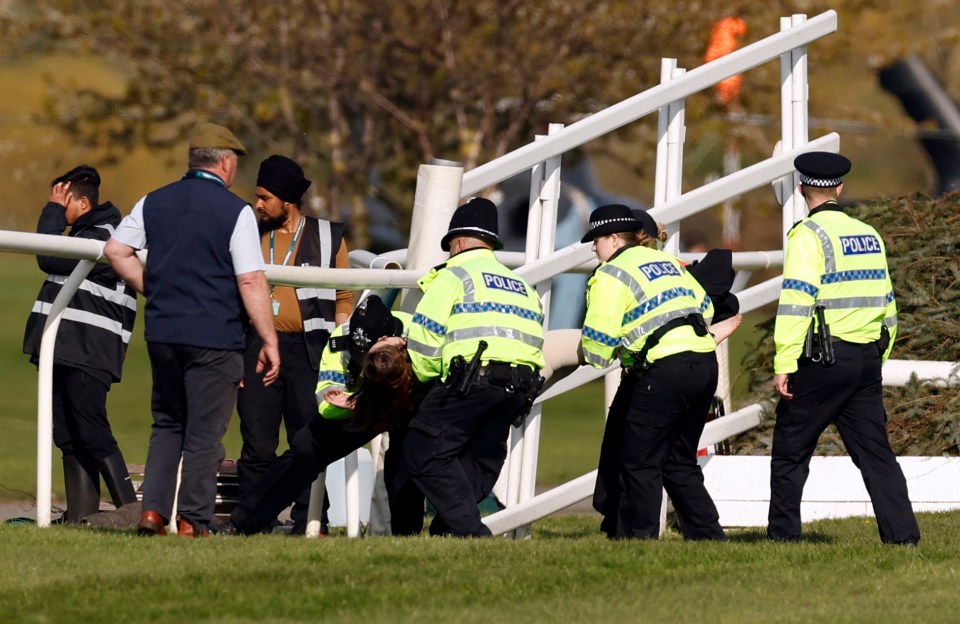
left=705, top=17, right=748, bottom=107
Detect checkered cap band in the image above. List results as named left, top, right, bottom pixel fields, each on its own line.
left=799, top=173, right=843, bottom=187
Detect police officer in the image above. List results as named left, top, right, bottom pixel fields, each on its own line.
left=768, top=151, right=920, bottom=545
left=404, top=198, right=545, bottom=537
left=221, top=295, right=418, bottom=535
left=581, top=203, right=724, bottom=540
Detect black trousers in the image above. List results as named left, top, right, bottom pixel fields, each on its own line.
left=768, top=341, right=920, bottom=544
left=404, top=378, right=529, bottom=537
left=142, top=343, right=243, bottom=529
left=230, top=415, right=426, bottom=535
left=51, top=364, right=120, bottom=461
left=594, top=351, right=724, bottom=540
left=237, top=332, right=319, bottom=527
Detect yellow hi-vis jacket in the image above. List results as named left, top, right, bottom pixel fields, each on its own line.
left=407, top=248, right=545, bottom=383
left=581, top=245, right=716, bottom=369
left=315, top=311, right=412, bottom=420
left=773, top=204, right=897, bottom=374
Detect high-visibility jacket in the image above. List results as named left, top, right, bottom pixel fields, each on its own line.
left=581, top=245, right=716, bottom=370
left=774, top=203, right=897, bottom=374
left=315, top=311, right=413, bottom=420
left=260, top=216, right=345, bottom=370
left=407, top=248, right=545, bottom=383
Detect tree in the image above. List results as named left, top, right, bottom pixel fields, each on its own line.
left=0, top=0, right=933, bottom=247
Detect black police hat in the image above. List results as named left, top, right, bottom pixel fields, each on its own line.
left=347, top=295, right=404, bottom=365
left=794, top=151, right=851, bottom=188
left=441, top=197, right=503, bottom=252
left=581, top=204, right=658, bottom=243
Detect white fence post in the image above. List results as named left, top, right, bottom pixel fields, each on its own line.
left=514, top=123, right=563, bottom=538
left=35, top=259, right=97, bottom=527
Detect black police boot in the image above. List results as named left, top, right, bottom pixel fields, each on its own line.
left=62, top=455, right=101, bottom=523
left=98, top=451, right=138, bottom=507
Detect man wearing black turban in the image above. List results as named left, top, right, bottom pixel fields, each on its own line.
left=237, top=154, right=353, bottom=534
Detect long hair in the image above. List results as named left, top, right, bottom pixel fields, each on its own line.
left=351, top=343, right=416, bottom=433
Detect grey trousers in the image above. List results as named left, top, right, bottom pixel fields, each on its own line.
left=141, top=343, right=243, bottom=528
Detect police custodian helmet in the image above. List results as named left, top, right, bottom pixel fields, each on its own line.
left=441, top=197, right=504, bottom=252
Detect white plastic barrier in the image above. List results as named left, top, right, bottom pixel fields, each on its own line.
left=702, top=455, right=960, bottom=527
left=324, top=449, right=374, bottom=528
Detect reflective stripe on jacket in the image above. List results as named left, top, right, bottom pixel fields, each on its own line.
left=580, top=245, right=715, bottom=370
left=407, top=248, right=545, bottom=383
left=773, top=205, right=897, bottom=374
left=23, top=203, right=137, bottom=383
left=315, top=311, right=413, bottom=420
left=289, top=217, right=344, bottom=370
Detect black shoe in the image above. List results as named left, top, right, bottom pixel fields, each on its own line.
left=211, top=519, right=239, bottom=536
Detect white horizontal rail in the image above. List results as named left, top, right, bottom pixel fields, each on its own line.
left=265, top=265, right=422, bottom=290
left=482, top=404, right=764, bottom=535
left=0, top=231, right=424, bottom=290
left=0, top=230, right=105, bottom=260
left=461, top=11, right=838, bottom=197
left=734, top=276, right=783, bottom=314
left=647, top=133, right=840, bottom=224
left=884, top=360, right=959, bottom=386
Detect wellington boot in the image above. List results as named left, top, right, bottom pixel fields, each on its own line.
left=62, top=455, right=101, bottom=523
left=98, top=451, right=138, bottom=507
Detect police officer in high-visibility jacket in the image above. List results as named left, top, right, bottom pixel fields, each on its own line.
left=768, top=152, right=920, bottom=545
left=581, top=203, right=724, bottom=540
left=221, top=295, right=418, bottom=535
left=405, top=198, right=545, bottom=537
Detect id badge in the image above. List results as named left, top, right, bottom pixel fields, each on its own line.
left=272, top=299, right=280, bottom=316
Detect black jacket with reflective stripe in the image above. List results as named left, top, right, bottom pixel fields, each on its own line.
left=23, top=201, right=138, bottom=384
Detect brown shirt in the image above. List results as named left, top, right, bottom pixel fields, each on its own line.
left=261, top=226, right=353, bottom=333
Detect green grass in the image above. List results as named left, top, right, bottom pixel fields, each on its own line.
left=0, top=512, right=958, bottom=623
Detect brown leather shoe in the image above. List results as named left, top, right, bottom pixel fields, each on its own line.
left=176, top=515, right=209, bottom=538
left=137, top=510, right=168, bottom=536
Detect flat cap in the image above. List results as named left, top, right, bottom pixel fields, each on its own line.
left=189, top=122, right=247, bottom=155
left=794, top=151, right=851, bottom=188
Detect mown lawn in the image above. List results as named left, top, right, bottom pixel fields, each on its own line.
left=0, top=512, right=958, bottom=623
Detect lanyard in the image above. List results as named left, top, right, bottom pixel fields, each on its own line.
left=269, top=216, right=305, bottom=266
left=184, top=170, right=226, bottom=187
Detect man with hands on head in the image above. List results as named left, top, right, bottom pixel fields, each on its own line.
left=23, top=165, right=139, bottom=523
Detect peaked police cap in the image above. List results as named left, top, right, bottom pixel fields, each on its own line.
left=794, top=151, right=851, bottom=188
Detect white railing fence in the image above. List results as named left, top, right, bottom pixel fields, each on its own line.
left=5, top=10, right=956, bottom=535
